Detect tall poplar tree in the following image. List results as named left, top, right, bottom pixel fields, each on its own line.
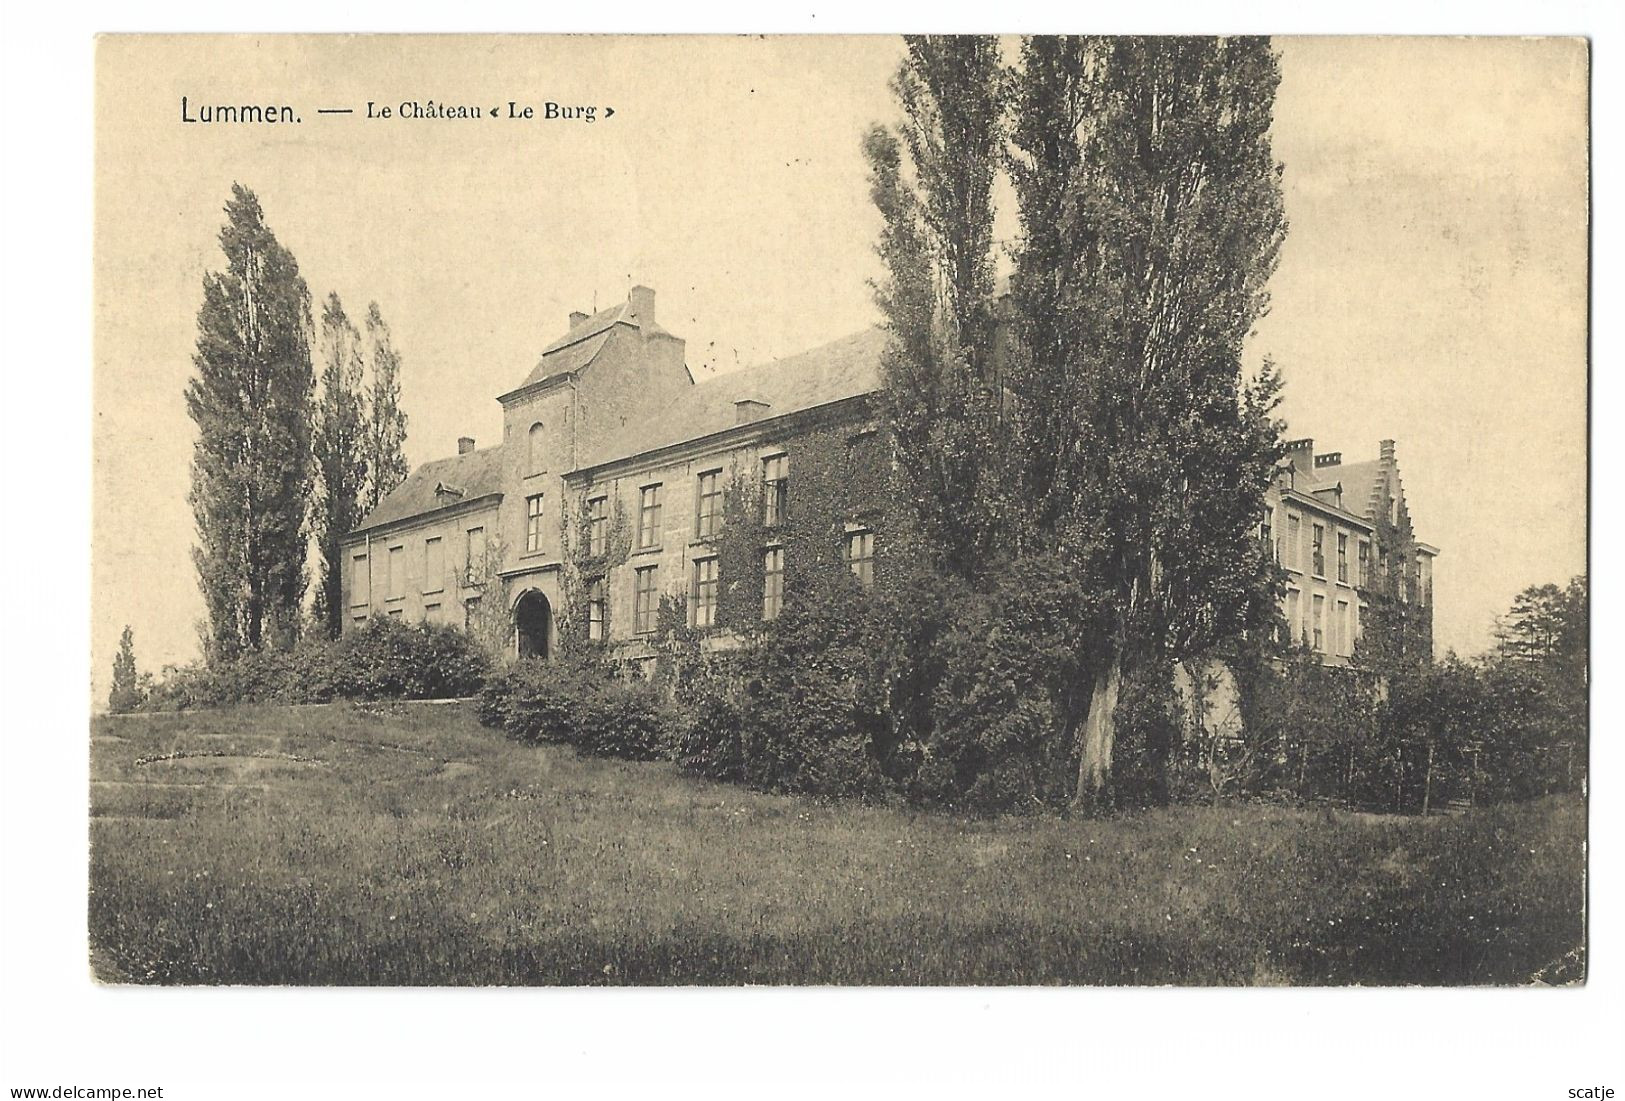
left=863, top=35, right=1006, bottom=578
left=108, top=625, right=143, bottom=713
left=185, top=184, right=315, bottom=660
left=311, top=292, right=370, bottom=636
left=1006, top=37, right=1289, bottom=806
left=363, top=302, right=409, bottom=511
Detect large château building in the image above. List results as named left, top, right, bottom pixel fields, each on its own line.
left=1264, top=437, right=1438, bottom=667
left=341, top=287, right=891, bottom=662
left=340, top=285, right=1437, bottom=668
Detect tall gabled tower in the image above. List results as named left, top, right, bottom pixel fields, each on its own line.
left=494, top=285, right=692, bottom=572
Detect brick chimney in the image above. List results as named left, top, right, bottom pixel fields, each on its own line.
left=458, top=436, right=475, bottom=455
left=734, top=398, right=771, bottom=425
left=629, top=285, right=655, bottom=327
left=1314, top=452, right=1342, bottom=468
left=569, top=310, right=589, bottom=328
left=1284, top=437, right=1315, bottom=471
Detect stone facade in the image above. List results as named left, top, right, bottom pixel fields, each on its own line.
left=1263, top=437, right=1438, bottom=668
left=341, top=288, right=889, bottom=660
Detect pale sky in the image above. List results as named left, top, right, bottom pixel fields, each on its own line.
left=93, top=35, right=1588, bottom=694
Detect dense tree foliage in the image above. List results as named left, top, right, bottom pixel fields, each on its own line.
left=312, top=292, right=370, bottom=637
left=1494, top=575, right=1588, bottom=676
left=862, top=36, right=1289, bottom=807
left=1007, top=36, right=1289, bottom=808
left=363, top=302, right=410, bottom=511
left=185, top=184, right=315, bottom=660
left=862, top=35, right=1008, bottom=579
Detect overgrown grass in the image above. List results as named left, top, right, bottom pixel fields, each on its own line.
left=89, top=703, right=1586, bottom=985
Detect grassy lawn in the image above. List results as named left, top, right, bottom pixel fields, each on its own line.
left=89, top=702, right=1585, bottom=986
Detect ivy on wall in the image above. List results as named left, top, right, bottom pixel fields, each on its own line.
left=1353, top=500, right=1433, bottom=673
left=555, top=484, right=633, bottom=654
left=715, top=468, right=764, bottom=632
left=464, top=534, right=515, bottom=657
left=714, top=418, right=900, bottom=634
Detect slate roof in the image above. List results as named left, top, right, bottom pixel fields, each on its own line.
left=1296, top=459, right=1385, bottom=523
left=518, top=302, right=675, bottom=389
left=352, top=446, right=505, bottom=535
left=577, top=327, right=889, bottom=470
left=1327, top=460, right=1384, bottom=520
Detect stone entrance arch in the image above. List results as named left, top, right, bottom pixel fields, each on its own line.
left=514, top=589, right=552, bottom=660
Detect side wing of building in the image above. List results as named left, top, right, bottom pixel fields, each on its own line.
left=340, top=445, right=504, bottom=632
left=1266, top=437, right=1439, bottom=666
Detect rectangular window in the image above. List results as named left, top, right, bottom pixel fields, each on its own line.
left=1312, top=594, right=1325, bottom=652
left=388, top=607, right=403, bottom=618
left=1260, top=506, right=1274, bottom=558
left=387, top=545, right=405, bottom=599
left=1358, top=540, right=1371, bottom=587
left=1311, top=524, right=1325, bottom=578
left=1285, top=588, right=1300, bottom=646
left=351, top=553, right=368, bottom=606
left=463, top=596, right=480, bottom=629
left=763, top=454, right=789, bottom=527
left=1286, top=513, right=1301, bottom=569
left=526, top=494, right=545, bottom=553
left=588, top=579, right=605, bottom=641
left=352, top=614, right=367, bottom=628
left=634, top=565, right=659, bottom=634
left=424, top=537, right=444, bottom=593
left=763, top=547, right=784, bottom=620
left=588, top=495, right=608, bottom=557
left=424, top=603, right=441, bottom=625
left=844, top=528, right=875, bottom=588
left=638, top=484, right=663, bottom=548
left=1336, top=531, right=1349, bottom=584
left=695, top=469, right=722, bottom=538
left=465, top=526, right=487, bottom=581
left=692, top=557, right=719, bottom=628
left=1336, top=599, right=1350, bottom=656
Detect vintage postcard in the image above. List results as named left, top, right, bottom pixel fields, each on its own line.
left=89, top=34, right=1587, bottom=991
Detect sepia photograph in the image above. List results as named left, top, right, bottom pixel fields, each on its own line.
left=80, top=33, right=1591, bottom=992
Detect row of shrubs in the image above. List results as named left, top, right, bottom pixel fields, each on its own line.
left=477, top=655, right=673, bottom=761
left=474, top=561, right=1585, bottom=817
left=134, top=619, right=490, bottom=711
left=474, top=561, right=1178, bottom=814
left=126, top=565, right=1584, bottom=818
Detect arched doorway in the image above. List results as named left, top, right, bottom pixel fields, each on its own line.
left=514, top=590, right=551, bottom=659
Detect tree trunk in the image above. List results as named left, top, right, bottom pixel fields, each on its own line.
left=1075, top=653, right=1123, bottom=809
left=1421, top=741, right=1435, bottom=817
